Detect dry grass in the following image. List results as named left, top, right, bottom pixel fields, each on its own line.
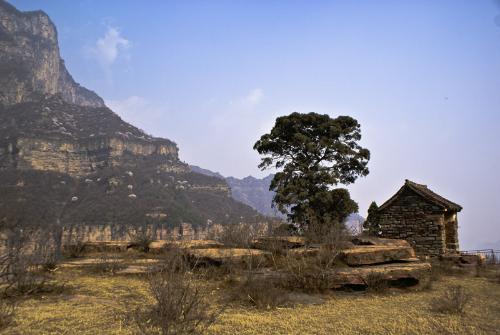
left=1, top=258, right=499, bottom=335
left=430, top=285, right=470, bottom=314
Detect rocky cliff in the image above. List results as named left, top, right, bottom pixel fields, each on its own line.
left=0, top=94, right=181, bottom=176
left=0, top=1, right=266, bottom=229
left=0, top=0, right=104, bottom=107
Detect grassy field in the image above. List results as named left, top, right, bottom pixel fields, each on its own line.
left=2, top=260, right=499, bottom=335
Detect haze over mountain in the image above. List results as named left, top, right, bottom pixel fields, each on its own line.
left=0, top=0, right=267, bottom=228
left=190, top=165, right=282, bottom=218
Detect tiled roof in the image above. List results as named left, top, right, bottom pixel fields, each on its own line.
left=379, top=179, right=462, bottom=212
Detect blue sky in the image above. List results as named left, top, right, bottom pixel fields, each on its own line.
left=10, top=0, right=500, bottom=249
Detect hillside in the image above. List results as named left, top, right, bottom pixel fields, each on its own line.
left=190, top=165, right=284, bottom=218
left=0, top=0, right=266, bottom=228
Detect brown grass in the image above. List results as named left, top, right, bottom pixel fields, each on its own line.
left=0, top=254, right=499, bottom=335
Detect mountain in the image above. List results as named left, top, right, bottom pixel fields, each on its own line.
left=190, top=166, right=367, bottom=227
left=0, top=0, right=103, bottom=107
left=0, top=1, right=266, bottom=228
left=190, top=166, right=284, bottom=218
left=225, top=175, right=285, bottom=218
left=190, top=165, right=225, bottom=180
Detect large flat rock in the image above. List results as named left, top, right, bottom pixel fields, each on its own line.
left=350, top=236, right=411, bottom=247
left=252, top=236, right=306, bottom=250
left=187, top=248, right=271, bottom=266
left=251, top=262, right=431, bottom=289
left=63, top=241, right=130, bottom=253
left=149, top=239, right=223, bottom=253
left=342, top=245, right=417, bottom=266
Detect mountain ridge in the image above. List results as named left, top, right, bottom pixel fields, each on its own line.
left=0, top=1, right=268, bottom=228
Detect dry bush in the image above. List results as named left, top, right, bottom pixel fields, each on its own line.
left=89, top=253, right=126, bottom=275
left=429, top=259, right=468, bottom=282
left=135, top=250, right=222, bottom=335
left=223, top=247, right=289, bottom=310
left=363, top=272, right=389, bottom=293
left=217, top=223, right=256, bottom=248
left=0, top=300, right=15, bottom=331
left=274, top=223, right=349, bottom=292
left=228, top=274, right=288, bottom=310
left=431, top=285, right=471, bottom=314
left=128, top=231, right=154, bottom=253
left=278, top=251, right=336, bottom=292
left=63, top=241, right=86, bottom=258
left=0, top=228, right=59, bottom=296
left=303, top=221, right=351, bottom=249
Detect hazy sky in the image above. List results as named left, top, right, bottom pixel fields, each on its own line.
left=10, top=0, right=500, bottom=249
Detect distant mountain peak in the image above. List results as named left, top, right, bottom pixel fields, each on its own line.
left=0, top=0, right=104, bottom=107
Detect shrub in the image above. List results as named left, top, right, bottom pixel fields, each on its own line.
left=278, top=249, right=337, bottom=292
left=274, top=223, right=349, bottom=292
left=0, top=300, right=15, bottom=331
left=63, top=241, right=86, bottom=258
left=0, top=229, right=54, bottom=296
left=135, top=251, right=222, bottom=335
left=303, top=220, right=351, bottom=251
left=89, top=253, right=126, bottom=275
left=128, top=231, right=154, bottom=253
left=363, top=273, right=389, bottom=293
left=431, top=285, right=470, bottom=314
left=217, top=223, right=256, bottom=248
left=229, top=274, right=288, bottom=310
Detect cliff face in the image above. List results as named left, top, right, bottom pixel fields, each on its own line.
left=0, top=94, right=181, bottom=176
left=0, top=0, right=104, bottom=107
left=0, top=1, right=264, bottom=228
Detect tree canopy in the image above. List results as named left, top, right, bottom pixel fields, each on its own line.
left=364, top=201, right=381, bottom=236
left=254, top=112, right=370, bottom=228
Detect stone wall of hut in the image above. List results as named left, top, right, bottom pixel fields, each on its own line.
left=378, top=187, right=447, bottom=256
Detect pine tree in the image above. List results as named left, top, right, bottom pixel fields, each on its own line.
left=364, top=201, right=381, bottom=236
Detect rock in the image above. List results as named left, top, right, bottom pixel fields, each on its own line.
left=351, top=236, right=411, bottom=247
left=186, top=248, right=271, bottom=266
left=251, top=262, right=431, bottom=289
left=342, top=245, right=417, bottom=266
left=0, top=1, right=105, bottom=107
left=62, top=241, right=130, bottom=253
left=253, top=236, right=306, bottom=250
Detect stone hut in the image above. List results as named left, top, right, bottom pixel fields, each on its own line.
left=378, top=180, right=462, bottom=256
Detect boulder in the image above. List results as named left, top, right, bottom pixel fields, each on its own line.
left=252, top=236, right=306, bottom=250
left=64, top=241, right=130, bottom=253
left=148, top=239, right=224, bottom=253
left=187, top=248, right=271, bottom=266
left=250, top=262, right=431, bottom=289
left=342, top=245, right=417, bottom=266
left=351, top=236, right=411, bottom=247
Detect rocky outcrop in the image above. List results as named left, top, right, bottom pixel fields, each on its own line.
left=0, top=94, right=181, bottom=176
left=0, top=0, right=104, bottom=107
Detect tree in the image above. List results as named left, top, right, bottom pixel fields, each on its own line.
left=253, top=112, right=370, bottom=228
left=364, top=201, right=381, bottom=236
